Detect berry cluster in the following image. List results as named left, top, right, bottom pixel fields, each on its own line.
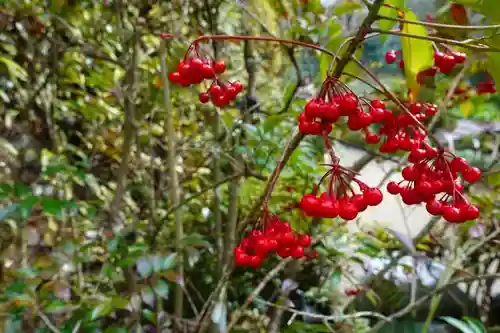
left=168, top=43, right=243, bottom=107
left=234, top=215, right=315, bottom=268
left=374, top=101, right=437, bottom=154
left=298, top=77, right=394, bottom=137
left=476, top=79, right=497, bottom=95
left=385, top=48, right=467, bottom=79
left=299, top=161, right=383, bottom=221
left=387, top=150, right=481, bottom=223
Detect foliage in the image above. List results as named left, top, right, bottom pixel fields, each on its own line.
left=0, top=0, right=499, bottom=332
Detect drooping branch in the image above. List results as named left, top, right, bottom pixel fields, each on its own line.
left=378, top=14, right=500, bottom=31
left=369, top=28, right=500, bottom=52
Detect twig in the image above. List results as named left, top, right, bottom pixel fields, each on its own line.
left=369, top=273, right=500, bottom=332
left=159, top=38, right=184, bottom=325
left=35, top=306, right=61, bottom=333
left=258, top=299, right=391, bottom=323
left=227, top=258, right=291, bottom=330
left=369, top=28, right=500, bottom=52
left=108, top=31, right=140, bottom=228
left=378, top=14, right=500, bottom=31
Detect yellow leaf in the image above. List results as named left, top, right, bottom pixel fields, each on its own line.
left=400, top=10, right=434, bottom=100
left=460, top=100, right=473, bottom=118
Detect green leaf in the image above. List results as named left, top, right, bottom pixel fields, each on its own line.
left=0, top=56, right=28, bottom=81
left=91, top=301, right=114, bottom=320
left=136, top=257, right=153, bottom=279
left=19, top=196, right=40, bottom=219
left=333, top=0, right=362, bottom=16
left=161, top=253, right=177, bottom=271
left=153, top=279, right=169, bottom=299
left=262, top=115, right=282, bottom=133
left=440, top=317, right=477, bottom=333
left=110, top=297, right=129, bottom=309
left=44, top=300, right=68, bottom=314
left=378, top=0, right=407, bottom=43
left=40, top=199, right=76, bottom=216
left=400, top=10, right=434, bottom=99
left=463, top=317, right=487, bottom=333
left=182, top=233, right=211, bottom=248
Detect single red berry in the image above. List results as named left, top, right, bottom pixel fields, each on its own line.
left=338, top=202, right=358, bottom=220
left=291, top=246, right=305, bottom=259
left=346, top=288, right=360, bottom=296
left=443, top=205, right=462, bottom=223
left=425, top=105, right=438, bottom=116
left=450, top=157, right=469, bottom=173
left=453, top=52, right=467, bottom=64
left=233, top=81, right=244, bottom=93
left=462, top=166, right=481, bottom=183
left=385, top=50, right=397, bottom=64
left=298, top=235, right=312, bottom=247
left=365, top=132, right=380, bottom=144
left=409, top=102, right=423, bottom=114
left=438, top=55, right=456, bottom=74
left=168, top=71, right=181, bottom=83
left=213, top=60, right=226, bottom=74
left=387, top=181, right=401, bottom=195
left=209, top=84, right=223, bottom=97
left=199, top=92, right=210, bottom=103
left=370, top=108, right=386, bottom=123
left=450, top=3, right=468, bottom=25
left=201, top=64, right=215, bottom=79
left=460, top=204, right=480, bottom=221
left=363, top=188, right=383, bottom=206
left=426, top=199, right=443, bottom=216
left=370, top=99, right=385, bottom=109
left=339, top=95, right=358, bottom=115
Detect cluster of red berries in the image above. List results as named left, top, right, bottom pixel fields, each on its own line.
left=199, top=81, right=244, bottom=107
left=234, top=215, right=315, bottom=268
left=168, top=57, right=225, bottom=86
left=387, top=149, right=481, bottom=223
left=168, top=44, right=243, bottom=107
left=385, top=49, right=467, bottom=81
left=476, top=79, right=497, bottom=95
left=299, top=161, right=383, bottom=221
left=298, top=77, right=395, bottom=137
left=375, top=101, right=437, bottom=154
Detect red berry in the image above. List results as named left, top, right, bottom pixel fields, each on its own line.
left=365, top=132, right=380, bottom=144
left=370, top=108, right=386, bottom=123
left=370, top=99, right=385, bottom=109
left=201, top=64, right=215, bottom=79
left=385, top=50, right=397, bottom=64
left=462, top=166, right=481, bottom=183
left=387, top=181, right=401, bottom=195
left=168, top=71, right=181, bottom=83
left=248, top=255, right=264, bottom=268
left=209, top=85, right=223, bottom=97
left=291, top=246, right=305, bottom=259
left=409, top=102, right=423, bottom=114
left=350, top=194, right=367, bottom=212
left=460, top=204, right=480, bottom=221
left=453, top=52, right=467, bottom=64
left=363, top=188, right=383, bottom=206
left=438, top=55, right=456, bottom=74
left=426, top=199, right=443, bottom=216
left=450, top=157, right=469, bottom=173
left=339, top=95, right=358, bottom=115
left=451, top=3, right=468, bottom=25
left=298, top=235, right=312, bottom=247
left=233, top=81, right=244, bottom=93
left=300, top=194, right=320, bottom=216
left=199, top=92, right=210, bottom=103
left=319, top=197, right=339, bottom=218
left=213, top=60, right=226, bottom=74
left=443, top=205, right=462, bottom=223
left=338, top=202, right=358, bottom=220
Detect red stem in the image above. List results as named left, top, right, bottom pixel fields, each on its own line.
left=191, top=35, right=335, bottom=57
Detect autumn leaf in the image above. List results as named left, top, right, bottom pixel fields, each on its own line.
left=400, top=10, right=434, bottom=100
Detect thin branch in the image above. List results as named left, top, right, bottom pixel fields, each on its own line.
left=378, top=14, right=500, bottom=31
left=369, top=273, right=500, bottom=332
left=109, top=31, right=139, bottom=228
left=332, top=0, right=385, bottom=78
left=34, top=305, right=62, bottom=333
left=159, top=38, right=184, bottom=324
left=227, top=258, right=291, bottom=330
left=369, top=28, right=500, bottom=52
left=341, top=72, right=387, bottom=95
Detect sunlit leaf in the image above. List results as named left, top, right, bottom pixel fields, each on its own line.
left=378, top=0, right=406, bottom=43
left=153, top=279, right=169, bottom=299
left=400, top=10, right=434, bottom=99
left=460, top=100, right=474, bottom=118
left=0, top=56, right=28, bottom=81
left=333, top=0, right=362, bottom=16
left=440, top=317, right=477, bottom=333
left=91, top=301, right=113, bottom=320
